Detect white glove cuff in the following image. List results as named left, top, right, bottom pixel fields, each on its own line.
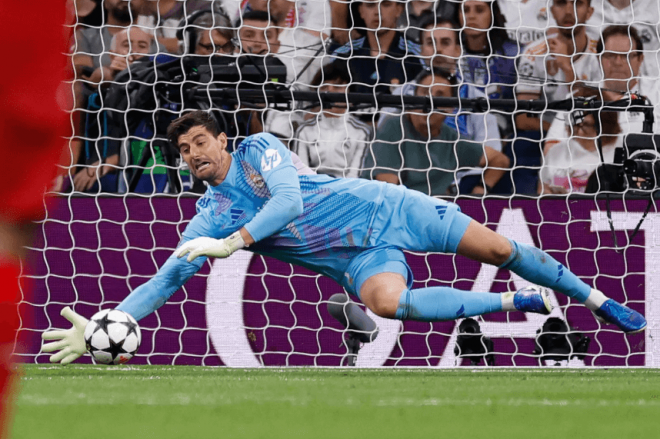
left=227, top=231, right=247, bottom=252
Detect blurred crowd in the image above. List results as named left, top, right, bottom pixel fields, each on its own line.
left=63, top=0, right=660, bottom=196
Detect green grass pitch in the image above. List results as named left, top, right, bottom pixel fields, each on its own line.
left=11, top=365, right=660, bottom=439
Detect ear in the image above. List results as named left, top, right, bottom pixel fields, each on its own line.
left=586, top=6, right=594, bottom=22
left=217, top=132, right=228, bottom=150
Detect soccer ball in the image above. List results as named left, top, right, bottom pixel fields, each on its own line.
left=84, top=309, right=141, bottom=365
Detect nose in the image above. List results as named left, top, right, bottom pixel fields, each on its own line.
left=190, top=144, right=202, bottom=158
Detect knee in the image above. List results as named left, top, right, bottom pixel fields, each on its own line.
left=361, top=285, right=403, bottom=319
left=367, top=296, right=399, bottom=319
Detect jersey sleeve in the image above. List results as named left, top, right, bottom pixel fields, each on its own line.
left=240, top=133, right=304, bottom=243
left=116, top=213, right=213, bottom=321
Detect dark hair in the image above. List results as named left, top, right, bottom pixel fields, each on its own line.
left=418, top=10, right=460, bottom=45
left=597, top=25, right=644, bottom=54
left=167, top=111, right=219, bottom=149
left=311, top=60, right=350, bottom=87
left=414, top=66, right=459, bottom=97
left=236, top=10, right=275, bottom=28
left=176, top=9, right=235, bottom=54
left=453, top=0, right=511, bottom=53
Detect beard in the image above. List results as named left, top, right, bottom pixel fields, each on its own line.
left=110, top=3, right=132, bottom=23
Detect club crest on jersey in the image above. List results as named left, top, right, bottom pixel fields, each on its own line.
left=261, top=149, right=282, bottom=172
left=250, top=173, right=265, bottom=188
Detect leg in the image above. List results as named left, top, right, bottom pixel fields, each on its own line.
left=0, top=260, right=21, bottom=439
left=360, top=272, right=507, bottom=321
left=0, top=224, right=34, bottom=439
left=456, top=220, right=646, bottom=333
left=457, top=220, right=592, bottom=302
left=350, top=247, right=546, bottom=322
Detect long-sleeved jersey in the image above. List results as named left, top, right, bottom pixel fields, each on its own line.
left=117, top=132, right=463, bottom=320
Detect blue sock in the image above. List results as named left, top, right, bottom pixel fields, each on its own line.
left=395, top=287, right=503, bottom=321
left=500, top=239, right=591, bottom=303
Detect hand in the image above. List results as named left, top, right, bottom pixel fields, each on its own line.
left=72, top=166, right=98, bottom=192
left=108, top=55, right=129, bottom=73
left=547, top=37, right=572, bottom=72
left=176, top=232, right=246, bottom=262
left=41, top=307, right=89, bottom=365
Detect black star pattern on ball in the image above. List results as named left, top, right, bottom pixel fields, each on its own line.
left=123, top=320, right=139, bottom=340
left=88, top=315, right=139, bottom=364
left=91, top=315, right=111, bottom=336
left=101, top=335, right=131, bottom=363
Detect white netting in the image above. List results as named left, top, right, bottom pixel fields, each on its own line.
left=17, top=0, right=660, bottom=366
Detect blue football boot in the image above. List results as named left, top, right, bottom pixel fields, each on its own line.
left=593, top=299, right=647, bottom=333
left=513, top=286, right=553, bottom=315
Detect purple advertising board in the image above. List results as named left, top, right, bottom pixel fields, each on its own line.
left=19, top=196, right=659, bottom=367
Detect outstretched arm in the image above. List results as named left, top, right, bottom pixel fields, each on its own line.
left=115, top=252, right=202, bottom=321
left=41, top=213, right=216, bottom=364
left=116, top=213, right=216, bottom=321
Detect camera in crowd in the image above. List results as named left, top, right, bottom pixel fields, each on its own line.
left=622, top=134, right=660, bottom=192
left=588, top=133, right=660, bottom=194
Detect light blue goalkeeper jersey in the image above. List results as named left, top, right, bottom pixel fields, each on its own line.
left=118, top=132, right=466, bottom=320
left=118, top=133, right=380, bottom=320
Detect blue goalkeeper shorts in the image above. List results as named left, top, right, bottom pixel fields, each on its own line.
left=342, top=190, right=473, bottom=297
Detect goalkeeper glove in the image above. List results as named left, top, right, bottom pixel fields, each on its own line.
left=41, top=307, right=88, bottom=365
left=176, top=231, right=246, bottom=262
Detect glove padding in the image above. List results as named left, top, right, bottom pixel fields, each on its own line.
left=176, top=232, right=245, bottom=262
left=41, top=307, right=89, bottom=365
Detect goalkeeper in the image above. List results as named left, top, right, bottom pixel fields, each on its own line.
left=43, top=111, right=646, bottom=364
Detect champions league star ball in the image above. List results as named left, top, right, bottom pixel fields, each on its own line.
left=84, top=309, right=141, bottom=365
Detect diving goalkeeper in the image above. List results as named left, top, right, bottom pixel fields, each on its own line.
left=42, top=111, right=646, bottom=364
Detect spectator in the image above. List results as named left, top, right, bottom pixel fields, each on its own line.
left=539, top=88, right=621, bottom=194
left=73, top=0, right=143, bottom=83
left=586, top=0, right=660, bottom=77
left=397, top=0, right=457, bottom=39
left=454, top=0, right=519, bottom=102
left=236, top=10, right=281, bottom=55
left=97, top=26, right=154, bottom=82
left=177, top=9, right=235, bottom=55
left=362, top=68, right=510, bottom=196
left=226, top=0, right=330, bottom=40
left=511, top=0, right=599, bottom=193
left=544, top=25, right=660, bottom=151
left=497, top=0, right=557, bottom=47
left=70, top=27, right=154, bottom=192
left=134, top=0, right=212, bottom=54
left=269, top=0, right=331, bottom=87
left=516, top=0, right=599, bottom=131
left=225, top=0, right=330, bottom=85
left=413, top=14, right=505, bottom=192
left=234, top=11, right=286, bottom=138
left=293, top=62, right=373, bottom=178
left=417, top=13, right=504, bottom=143
left=69, top=0, right=104, bottom=29
left=332, top=0, right=423, bottom=95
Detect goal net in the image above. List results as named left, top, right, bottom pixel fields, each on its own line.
left=16, top=0, right=659, bottom=367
